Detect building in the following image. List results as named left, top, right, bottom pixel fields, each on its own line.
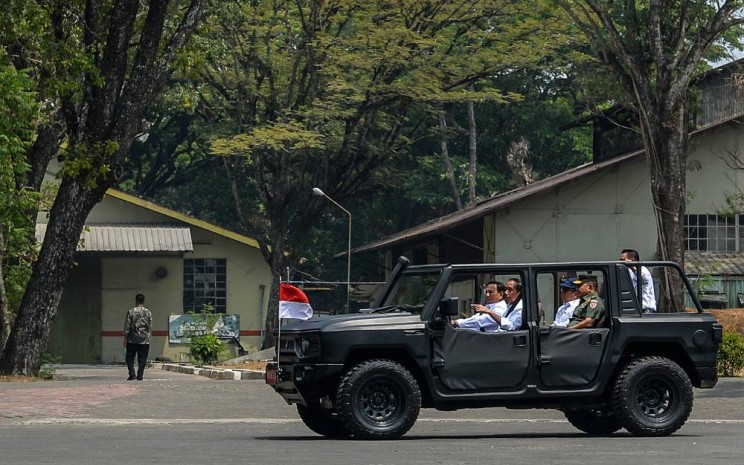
left=353, top=61, right=744, bottom=308
left=39, top=189, right=271, bottom=363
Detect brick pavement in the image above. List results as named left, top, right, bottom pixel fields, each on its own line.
left=0, top=384, right=141, bottom=421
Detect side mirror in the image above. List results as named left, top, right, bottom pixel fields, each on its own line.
left=439, top=297, right=459, bottom=317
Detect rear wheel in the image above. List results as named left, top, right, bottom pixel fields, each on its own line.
left=565, top=408, right=622, bottom=435
left=336, top=359, right=421, bottom=440
left=297, top=398, right=349, bottom=438
left=612, top=356, right=693, bottom=436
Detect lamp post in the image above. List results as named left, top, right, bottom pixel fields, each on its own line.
left=313, top=187, right=351, bottom=312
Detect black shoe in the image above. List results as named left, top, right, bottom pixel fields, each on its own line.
left=127, top=375, right=135, bottom=380
left=136, top=377, right=143, bottom=381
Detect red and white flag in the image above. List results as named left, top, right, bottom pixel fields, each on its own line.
left=279, top=283, right=313, bottom=320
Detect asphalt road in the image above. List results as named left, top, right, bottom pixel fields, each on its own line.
left=1, top=365, right=742, bottom=465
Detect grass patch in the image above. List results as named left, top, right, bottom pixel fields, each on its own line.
left=0, top=374, right=44, bottom=383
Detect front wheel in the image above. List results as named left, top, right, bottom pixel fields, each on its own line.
left=297, top=398, right=350, bottom=438
left=612, top=356, right=693, bottom=436
left=565, top=408, right=622, bottom=435
left=336, top=359, right=421, bottom=440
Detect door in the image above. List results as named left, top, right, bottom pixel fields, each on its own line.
left=432, top=325, right=530, bottom=390
left=430, top=270, right=530, bottom=391
left=535, top=267, right=610, bottom=388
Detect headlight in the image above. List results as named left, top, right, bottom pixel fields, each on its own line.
left=297, top=334, right=321, bottom=357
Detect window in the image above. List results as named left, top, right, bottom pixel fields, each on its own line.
left=183, top=258, right=227, bottom=313
left=685, top=214, right=739, bottom=251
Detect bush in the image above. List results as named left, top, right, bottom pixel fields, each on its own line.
left=718, top=331, right=744, bottom=377
left=189, top=334, right=224, bottom=366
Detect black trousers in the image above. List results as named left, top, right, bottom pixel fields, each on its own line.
left=125, top=343, right=150, bottom=379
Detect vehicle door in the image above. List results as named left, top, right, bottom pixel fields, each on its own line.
left=431, top=271, right=531, bottom=391
left=535, top=267, right=611, bottom=388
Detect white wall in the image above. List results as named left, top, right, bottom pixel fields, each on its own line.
left=488, top=121, right=744, bottom=264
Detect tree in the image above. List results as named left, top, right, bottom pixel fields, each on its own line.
left=195, top=0, right=571, bottom=348
left=0, top=0, right=210, bottom=375
left=555, top=0, right=744, bottom=310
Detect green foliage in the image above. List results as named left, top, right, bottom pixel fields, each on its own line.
left=185, top=303, right=226, bottom=365
left=38, top=353, right=63, bottom=380
left=189, top=333, right=224, bottom=366
left=718, top=331, right=744, bottom=377
left=0, top=61, right=41, bottom=321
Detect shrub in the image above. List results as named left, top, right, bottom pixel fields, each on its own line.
left=189, top=334, right=224, bottom=366
left=718, top=331, right=744, bottom=377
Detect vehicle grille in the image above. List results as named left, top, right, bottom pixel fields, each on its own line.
left=277, top=334, right=297, bottom=363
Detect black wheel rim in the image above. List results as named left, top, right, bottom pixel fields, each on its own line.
left=358, top=377, right=404, bottom=427
left=634, top=375, right=677, bottom=422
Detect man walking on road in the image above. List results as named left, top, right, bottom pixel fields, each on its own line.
left=124, top=293, right=152, bottom=380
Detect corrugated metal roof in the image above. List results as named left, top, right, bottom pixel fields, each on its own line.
left=105, top=189, right=260, bottom=249
left=36, top=224, right=193, bottom=252
left=685, top=251, right=744, bottom=276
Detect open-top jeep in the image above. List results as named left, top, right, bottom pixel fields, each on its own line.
left=266, top=257, right=722, bottom=439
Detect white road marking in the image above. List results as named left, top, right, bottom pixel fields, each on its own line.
left=15, top=418, right=744, bottom=426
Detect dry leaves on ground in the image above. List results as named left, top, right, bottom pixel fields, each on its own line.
left=710, top=309, right=744, bottom=335
left=219, top=360, right=268, bottom=371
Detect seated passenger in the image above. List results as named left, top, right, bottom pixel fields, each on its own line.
left=453, top=281, right=507, bottom=333
left=568, top=276, right=606, bottom=329
left=495, top=278, right=523, bottom=331
left=553, top=278, right=581, bottom=327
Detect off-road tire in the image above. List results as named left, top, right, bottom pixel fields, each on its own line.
left=297, top=398, right=350, bottom=438
left=564, top=409, right=623, bottom=435
left=336, top=359, right=421, bottom=440
left=612, top=356, right=693, bottom=436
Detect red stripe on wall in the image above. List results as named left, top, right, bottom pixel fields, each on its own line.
left=102, top=330, right=261, bottom=337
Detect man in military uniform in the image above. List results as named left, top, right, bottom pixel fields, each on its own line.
left=124, top=293, right=152, bottom=380
left=568, top=276, right=605, bottom=329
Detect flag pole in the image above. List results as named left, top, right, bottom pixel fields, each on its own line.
left=276, top=278, right=282, bottom=359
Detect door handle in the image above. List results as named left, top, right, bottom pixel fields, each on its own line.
left=589, top=332, right=603, bottom=345
left=513, top=335, right=527, bottom=346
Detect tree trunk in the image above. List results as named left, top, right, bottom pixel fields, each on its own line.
left=467, top=99, right=477, bottom=206
left=0, top=178, right=106, bottom=374
left=642, top=99, right=687, bottom=312
left=0, top=226, right=10, bottom=353
left=439, top=109, right=463, bottom=210
left=260, top=224, right=287, bottom=350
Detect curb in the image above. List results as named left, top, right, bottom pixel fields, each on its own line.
left=159, top=363, right=265, bottom=381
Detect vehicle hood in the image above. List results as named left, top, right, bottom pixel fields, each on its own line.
left=279, top=312, right=424, bottom=332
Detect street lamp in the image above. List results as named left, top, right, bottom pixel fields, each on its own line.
left=313, top=187, right=352, bottom=312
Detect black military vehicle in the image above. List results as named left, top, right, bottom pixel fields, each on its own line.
left=266, top=257, right=722, bottom=439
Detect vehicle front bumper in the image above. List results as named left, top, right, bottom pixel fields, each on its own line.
left=265, top=361, right=345, bottom=405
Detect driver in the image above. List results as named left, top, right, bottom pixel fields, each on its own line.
left=452, top=281, right=506, bottom=333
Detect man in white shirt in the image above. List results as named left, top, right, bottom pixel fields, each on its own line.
left=453, top=281, right=507, bottom=333
left=553, top=278, right=581, bottom=327
left=496, top=278, right=523, bottom=331
left=621, top=248, right=656, bottom=313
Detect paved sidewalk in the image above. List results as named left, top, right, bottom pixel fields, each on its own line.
left=0, top=364, right=289, bottom=426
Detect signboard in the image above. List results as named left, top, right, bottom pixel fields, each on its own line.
left=168, top=314, right=240, bottom=344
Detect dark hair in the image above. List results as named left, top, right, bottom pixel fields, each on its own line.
left=621, top=249, right=640, bottom=261
left=135, top=293, right=145, bottom=304
left=506, top=278, right=521, bottom=294
left=487, top=280, right=506, bottom=293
